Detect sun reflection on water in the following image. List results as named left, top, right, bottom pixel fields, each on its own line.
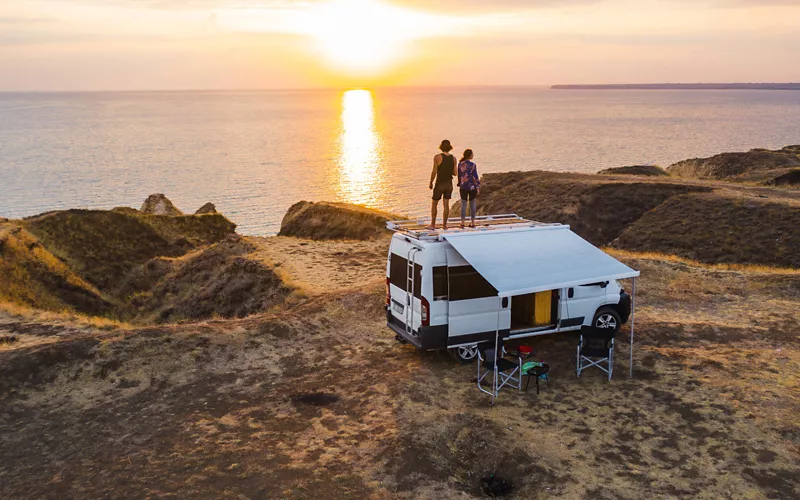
left=335, top=89, right=383, bottom=206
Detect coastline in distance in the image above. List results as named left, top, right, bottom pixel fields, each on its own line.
left=551, top=83, right=800, bottom=90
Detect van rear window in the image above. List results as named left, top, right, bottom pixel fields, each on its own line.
left=389, top=254, right=421, bottom=298
left=448, top=265, right=497, bottom=301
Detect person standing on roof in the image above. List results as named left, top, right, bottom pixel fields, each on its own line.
left=428, top=139, right=457, bottom=230
left=458, top=149, right=481, bottom=228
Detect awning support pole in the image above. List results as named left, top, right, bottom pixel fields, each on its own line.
left=629, top=277, right=636, bottom=379
left=492, top=307, right=500, bottom=404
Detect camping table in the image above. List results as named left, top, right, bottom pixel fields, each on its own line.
left=524, top=364, right=550, bottom=394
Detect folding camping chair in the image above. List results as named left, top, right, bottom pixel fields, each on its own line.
left=477, top=340, right=522, bottom=396
left=577, top=326, right=615, bottom=380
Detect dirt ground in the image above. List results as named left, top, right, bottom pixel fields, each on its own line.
left=1, top=236, right=798, bottom=499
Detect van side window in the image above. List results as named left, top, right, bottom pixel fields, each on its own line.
left=389, top=254, right=421, bottom=298
left=432, top=266, right=448, bottom=300
left=448, top=265, right=497, bottom=301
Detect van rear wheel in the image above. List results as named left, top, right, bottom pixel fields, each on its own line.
left=593, top=307, right=621, bottom=332
left=451, top=345, right=479, bottom=364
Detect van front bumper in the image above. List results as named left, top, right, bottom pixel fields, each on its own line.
left=386, top=307, right=448, bottom=350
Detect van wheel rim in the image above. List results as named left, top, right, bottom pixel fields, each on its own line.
left=458, top=345, right=478, bottom=360
left=596, top=314, right=617, bottom=330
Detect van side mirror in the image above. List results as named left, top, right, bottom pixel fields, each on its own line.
left=568, top=288, right=574, bottom=298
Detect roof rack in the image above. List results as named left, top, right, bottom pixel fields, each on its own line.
left=386, top=214, right=563, bottom=240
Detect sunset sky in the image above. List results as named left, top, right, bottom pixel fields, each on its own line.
left=2, top=0, right=799, bottom=91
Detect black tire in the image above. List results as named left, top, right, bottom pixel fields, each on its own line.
left=450, top=345, right=479, bottom=364
left=593, top=307, right=621, bottom=332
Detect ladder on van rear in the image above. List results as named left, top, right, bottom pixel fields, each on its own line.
left=405, top=247, right=419, bottom=337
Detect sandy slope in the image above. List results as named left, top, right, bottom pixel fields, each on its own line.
left=246, top=235, right=389, bottom=295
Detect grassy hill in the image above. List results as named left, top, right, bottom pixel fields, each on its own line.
left=0, top=202, right=288, bottom=322
left=0, top=224, right=110, bottom=315
left=279, top=201, right=398, bottom=240
left=612, top=192, right=800, bottom=267
left=24, top=209, right=236, bottom=291
left=460, top=171, right=710, bottom=246
left=667, top=145, right=800, bottom=185
left=126, top=238, right=292, bottom=323
left=598, top=165, right=669, bottom=176
left=465, top=170, right=800, bottom=268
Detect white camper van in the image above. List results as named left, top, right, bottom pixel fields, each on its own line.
left=385, top=215, right=638, bottom=362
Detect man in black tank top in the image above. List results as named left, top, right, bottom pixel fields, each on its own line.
left=428, top=139, right=457, bottom=230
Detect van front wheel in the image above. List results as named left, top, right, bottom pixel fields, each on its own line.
left=593, top=307, right=621, bottom=332
left=451, top=345, right=479, bottom=364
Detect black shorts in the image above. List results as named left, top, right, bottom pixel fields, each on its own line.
left=460, top=188, right=478, bottom=201
left=432, top=184, right=452, bottom=201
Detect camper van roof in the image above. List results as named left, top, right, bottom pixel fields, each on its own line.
left=442, top=226, right=640, bottom=297
left=386, top=214, right=562, bottom=240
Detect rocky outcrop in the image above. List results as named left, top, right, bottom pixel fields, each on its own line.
left=667, top=146, right=800, bottom=184
left=195, top=202, right=217, bottom=215
left=278, top=201, right=398, bottom=240
left=140, top=194, right=183, bottom=216
left=598, top=165, right=669, bottom=177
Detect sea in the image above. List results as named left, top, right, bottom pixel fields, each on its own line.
left=1, top=87, right=799, bottom=235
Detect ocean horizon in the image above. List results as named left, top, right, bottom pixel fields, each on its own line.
left=2, top=87, right=799, bottom=235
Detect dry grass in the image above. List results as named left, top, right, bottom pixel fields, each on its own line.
left=245, top=235, right=389, bottom=295
left=1, top=210, right=291, bottom=324
left=469, top=170, right=711, bottom=246
left=597, top=165, right=669, bottom=177
left=1, top=247, right=797, bottom=499
left=667, top=146, right=800, bottom=184
left=0, top=225, right=111, bottom=315
left=278, top=201, right=400, bottom=241
left=612, top=191, right=800, bottom=268
left=606, top=248, right=800, bottom=275
left=0, top=301, right=129, bottom=329
left=125, top=237, right=292, bottom=323
left=472, top=171, right=800, bottom=267
left=2, top=188, right=799, bottom=497
left=23, top=209, right=235, bottom=290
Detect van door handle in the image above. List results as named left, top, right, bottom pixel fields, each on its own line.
left=501, top=297, right=509, bottom=308
left=568, top=288, right=574, bottom=298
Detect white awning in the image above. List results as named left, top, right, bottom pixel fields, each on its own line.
left=443, top=226, right=639, bottom=297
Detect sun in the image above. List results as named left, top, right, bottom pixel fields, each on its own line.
left=309, top=0, right=426, bottom=73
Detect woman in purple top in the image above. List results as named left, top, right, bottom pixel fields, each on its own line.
left=457, top=149, right=481, bottom=228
